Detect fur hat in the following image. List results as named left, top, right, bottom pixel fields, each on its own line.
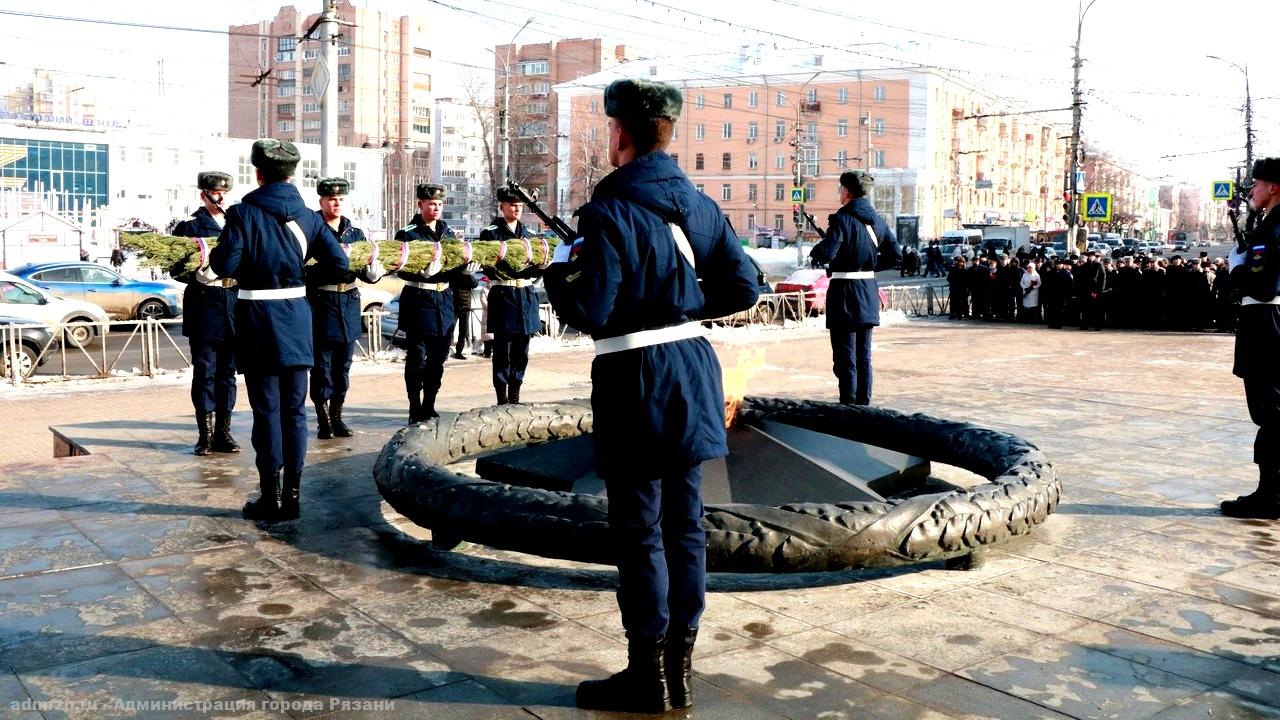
left=317, top=177, right=349, bottom=197
left=197, top=171, right=232, bottom=192
left=604, top=78, right=683, bottom=122
left=250, top=139, right=300, bottom=176
left=416, top=183, right=446, bottom=201
left=1252, top=157, right=1280, bottom=185
left=838, top=170, right=875, bottom=197
left=496, top=187, right=523, bottom=204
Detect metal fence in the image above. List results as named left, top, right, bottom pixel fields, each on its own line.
left=880, top=284, right=950, bottom=317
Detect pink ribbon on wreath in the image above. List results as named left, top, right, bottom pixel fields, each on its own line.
left=396, top=241, right=410, bottom=270
left=367, top=239, right=379, bottom=266
left=538, top=237, right=549, bottom=266
left=193, top=238, right=209, bottom=267
left=427, top=241, right=443, bottom=275
left=461, top=240, right=473, bottom=263
left=497, top=240, right=507, bottom=263
left=521, top=237, right=532, bottom=264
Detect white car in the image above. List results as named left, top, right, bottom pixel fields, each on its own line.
left=357, top=286, right=392, bottom=314
left=0, top=270, right=110, bottom=347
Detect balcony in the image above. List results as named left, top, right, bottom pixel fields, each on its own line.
left=801, top=101, right=821, bottom=113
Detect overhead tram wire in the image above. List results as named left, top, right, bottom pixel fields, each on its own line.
left=758, top=0, right=1041, bottom=53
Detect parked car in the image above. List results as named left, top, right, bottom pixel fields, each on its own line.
left=773, top=268, right=830, bottom=314
left=752, top=227, right=788, bottom=248
left=0, top=315, right=54, bottom=379
left=357, top=286, right=393, bottom=315
left=1173, top=238, right=1191, bottom=252
left=0, top=270, right=110, bottom=348
left=10, top=262, right=182, bottom=320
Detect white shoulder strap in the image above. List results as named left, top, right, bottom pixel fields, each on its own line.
left=669, top=223, right=696, bottom=269
left=285, top=220, right=308, bottom=260
left=863, top=222, right=877, bottom=245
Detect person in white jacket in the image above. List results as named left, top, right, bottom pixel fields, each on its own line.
left=1019, top=259, right=1041, bottom=323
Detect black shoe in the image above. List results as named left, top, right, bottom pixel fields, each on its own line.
left=330, top=399, right=352, bottom=437
left=1221, top=493, right=1280, bottom=520
left=508, top=382, right=521, bottom=405
left=194, top=412, right=213, bottom=456
left=495, top=385, right=508, bottom=405
left=279, top=470, right=301, bottom=521
left=451, top=352, right=466, bottom=360
left=243, top=470, right=283, bottom=522
left=211, top=412, right=241, bottom=453
left=315, top=401, right=333, bottom=439
left=666, top=628, right=698, bottom=709
left=577, top=636, right=670, bottom=714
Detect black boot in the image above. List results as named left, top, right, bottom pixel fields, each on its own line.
left=279, top=470, right=301, bottom=521
left=666, top=627, right=698, bottom=709
left=211, top=412, right=241, bottom=453
left=508, top=382, right=521, bottom=405
left=495, top=384, right=508, bottom=405
left=576, top=635, right=670, bottom=714
left=1222, top=466, right=1280, bottom=519
left=330, top=398, right=352, bottom=437
left=242, top=470, right=283, bottom=521
left=408, top=395, right=422, bottom=425
left=194, top=412, right=213, bottom=456
left=315, top=400, right=333, bottom=439
left=482, top=341, right=492, bottom=358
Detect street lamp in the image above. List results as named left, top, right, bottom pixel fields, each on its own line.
left=1066, top=0, right=1101, bottom=254
left=1206, top=55, right=1254, bottom=180
left=495, top=18, right=534, bottom=186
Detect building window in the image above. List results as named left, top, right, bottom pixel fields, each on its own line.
left=277, top=82, right=295, bottom=97
left=747, top=213, right=755, bottom=229
left=837, top=119, right=848, bottom=137
left=139, top=146, right=153, bottom=163
left=805, top=185, right=815, bottom=201
left=278, top=70, right=296, bottom=81
left=337, top=64, right=351, bottom=81
left=695, top=94, right=705, bottom=109
left=874, top=149, right=886, bottom=167
left=774, top=214, right=784, bottom=230
left=806, top=88, right=818, bottom=103
left=775, top=152, right=785, bottom=170
left=118, top=146, right=127, bottom=162
left=835, top=149, right=848, bottom=168
left=278, top=103, right=295, bottom=116
left=695, top=124, right=705, bottom=140
left=695, top=153, right=704, bottom=170
left=721, top=152, right=731, bottom=170
left=278, top=37, right=297, bottom=52
left=589, top=99, right=599, bottom=113
left=338, top=99, right=351, bottom=111
left=529, top=100, right=549, bottom=113
left=747, top=183, right=757, bottom=201
left=874, top=118, right=885, bottom=136
left=302, top=102, right=319, bottom=113
left=519, top=60, right=549, bottom=74
left=301, top=159, right=318, bottom=187
left=337, top=44, right=351, bottom=56
left=721, top=184, right=731, bottom=201
left=303, top=119, right=321, bottom=130
left=874, top=185, right=894, bottom=215
left=775, top=120, right=786, bottom=140
left=807, top=121, right=817, bottom=138
left=874, top=85, right=886, bottom=102
left=304, top=48, right=317, bottom=60
left=776, top=91, right=786, bottom=107
left=747, top=122, right=758, bottom=140
left=303, top=84, right=314, bottom=96
left=276, top=121, right=295, bottom=132
left=238, top=156, right=252, bottom=185
left=589, top=126, right=598, bottom=141
left=723, top=93, right=733, bottom=108
left=775, top=183, right=784, bottom=200
left=837, top=87, right=849, bottom=104
left=748, top=91, right=758, bottom=108
left=722, top=122, right=732, bottom=140
left=747, top=152, right=758, bottom=169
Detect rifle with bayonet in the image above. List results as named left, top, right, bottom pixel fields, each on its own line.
left=1228, top=166, right=1258, bottom=253
left=505, top=180, right=578, bottom=243
left=802, top=211, right=827, bottom=240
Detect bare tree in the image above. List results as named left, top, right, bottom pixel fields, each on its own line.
left=461, top=72, right=499, bottom=217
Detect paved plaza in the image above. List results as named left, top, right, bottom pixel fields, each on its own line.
left=0, top=319, right=1278, bottom=719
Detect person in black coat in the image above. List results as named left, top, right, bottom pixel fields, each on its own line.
left=545, top=79, right=759, bottom=714
left=968, top=257, right=991, bottom=321
left=172, top=171, right=241, bottom=457
left=808, top=170, right=901, bottom=405
left=1223, top=157, right=1280, bottom=519
left=947, top=256, right=969, bottom=319
left=209, top=139, right=348, bottom=522
left=479, top=187, right=545, bottom=404
left=305, top=178, right=385, bottom=439
left=1041, top=257, right=1074, bottom=328
left=995, top=254, right=1021, bottom=321
left=394, top=183, right=472, bottom=423
left=1073, top=251, right=1107, bottom=330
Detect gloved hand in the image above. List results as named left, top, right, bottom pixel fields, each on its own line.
left=195, top=264, right=219, bottom=284
left=366, top=258, right=386, bottom=283
left=465, top=261, right=481, bottom=273
left=551, top=240, right=574, bottom=264
left=1228, top=247, right=1246, bottom=272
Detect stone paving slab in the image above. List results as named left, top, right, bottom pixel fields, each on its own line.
left=2, top=322, right=1279, bottom=718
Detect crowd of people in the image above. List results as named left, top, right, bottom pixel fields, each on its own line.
left=946, top=250, right=1237, bottom=331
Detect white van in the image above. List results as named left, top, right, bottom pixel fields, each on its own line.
left=0, top=270, right=110, bottom=347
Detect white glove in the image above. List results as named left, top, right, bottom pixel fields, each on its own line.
left=1228, top=247, right=1246, bottom=272
left=195, top=265, right=219, bottom=284
left=465, top=261, right=481, bottom=273
left=551, top=241, right=573, bottom=264
left=366, top=259, right=386, bottom=283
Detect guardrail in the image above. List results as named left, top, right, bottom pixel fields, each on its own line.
left=881, top=283, right=950, bottom=317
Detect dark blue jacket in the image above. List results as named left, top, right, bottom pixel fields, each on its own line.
left=1231, top=208, right=1280, bottom=378
left=394, top=215, right=459, bottom=337
left=809, top=197, right=900, bottom=329
left=479, top=218, right=542, bottom=336
left=305, top=214, right=378, bottom=345
left=209, top=182, right=348, bottom=372
left=545, top=151, right=759, bottom=479
left=172, top=207, right=236, bottom=342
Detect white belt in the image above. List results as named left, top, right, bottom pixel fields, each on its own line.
left=404, top=280, right=448, bottom=291
left=316, top=283, right=355, bottom=292
left=493, top=279, right=534, bottom=288
left=830, top=271, right=875, bottom=280
left=238, top=286, right=306, bottom=300
left=594, top=322, right=708, bottom=356
left=1242, top=297, right=1280, bottom=306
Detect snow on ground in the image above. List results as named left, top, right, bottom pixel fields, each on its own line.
left=746, top=245, right=811, bottom=279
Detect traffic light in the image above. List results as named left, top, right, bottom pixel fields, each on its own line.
left=1062, top=192, right=1073, bottom=225
left=792, top=204, right=802, bottom=228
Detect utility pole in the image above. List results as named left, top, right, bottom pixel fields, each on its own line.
left=318, top=0, right=339, bottom=177
left=499, top=18, right=534, bottom=185
left=864, top=111, right=873, bottom=171
left=792, top=118, right=805, bottom=267
left=1067, top=0, right=1099, bottom=254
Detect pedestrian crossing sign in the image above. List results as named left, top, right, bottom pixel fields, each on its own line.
left=1081, top=193, right=1112, bottom=222
left=790, top=186, right=805, bottom=202
left=1212, top=181, right=1234, bottom=201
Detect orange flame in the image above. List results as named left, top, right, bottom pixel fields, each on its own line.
left=723, top=348, right=766, bottom=429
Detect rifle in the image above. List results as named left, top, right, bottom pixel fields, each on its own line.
left=802, top=211, right=826, bottom=239
left=505, top=180, right=578, bottom=243
left=1227, top=166, right=1258, bottom=253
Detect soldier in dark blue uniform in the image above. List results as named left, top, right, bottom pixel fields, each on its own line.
left=172, top=171, right=241, bottom=457
left=306, top=177, right=385, bottom=439
left=1224, top=157, right=1280, bottom=519
left=394, top=183, right=467, bottom=423
left=209, top=140, right=348, bottom=522
left=808, top=170, right=901, bottom=406
left=479, top=187, right=544, bottom=404
left=545, top=78, right=759, bottom=715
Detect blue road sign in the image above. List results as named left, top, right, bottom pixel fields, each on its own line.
left=1212, top=181, right=1233, bottom=201
left=1082, top=193, right=1112, bottom=222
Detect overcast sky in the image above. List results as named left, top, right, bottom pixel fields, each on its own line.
left=2, top=0, right=1274, bottom=187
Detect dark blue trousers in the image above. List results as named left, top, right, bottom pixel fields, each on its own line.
left=830, top=326, right=873, bottom=405
left=244, top=369, right=308, bottom=477
left=310, top=339, right=356, bottom=404
left=404, top=333, right=451, bottom=407
left=492, top=332, right=531, bottom=389
left=605, top=463, right=706, bottom=640
left=190, top=339, right=236, bottom=414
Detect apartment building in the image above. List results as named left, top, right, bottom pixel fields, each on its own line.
left=555, top=50, right=1069, bottom=240
left=492, top=38, right=628, bottom=218
left=433, top=97, right=490, bottom=238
